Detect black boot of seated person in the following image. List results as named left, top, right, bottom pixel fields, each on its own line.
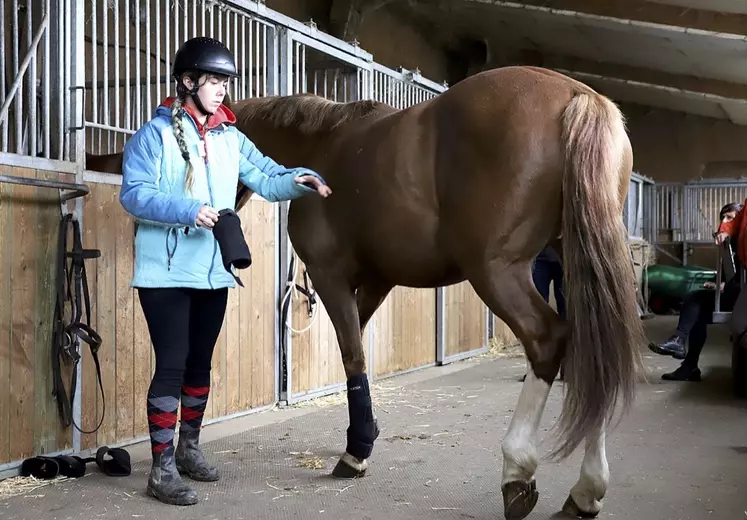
left=175, top=430, right=219, bottom=482
left=648, top=335, right=686, bottom=360
left=147, top=446, right=198, bottom=506
left=662, top=363, right=702, bottom=382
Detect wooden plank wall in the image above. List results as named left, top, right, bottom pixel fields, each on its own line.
left=289, top=278, right=347, bottom=397
left=372, top=288, right=436, bottom=379
left=444, top=282, right=487, bottom=358
left=0, top=165, right=74, bottom=466
left=288, top=274, right=438, bottom=396
left=79, top=180, right=277, bottom=451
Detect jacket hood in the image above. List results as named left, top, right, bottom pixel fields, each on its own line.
left=155, top=96, right=237, bottom=134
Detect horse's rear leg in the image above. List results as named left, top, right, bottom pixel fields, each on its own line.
left=468, top=260, right=566, bottom=520
left=303, top=267, right=389, bottom=479
left=561, top=426, right=608, bottom=518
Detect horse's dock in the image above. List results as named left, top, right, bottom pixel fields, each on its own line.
left=0, top=316, right=744, bottom=519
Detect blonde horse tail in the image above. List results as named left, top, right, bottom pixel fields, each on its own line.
left=553, top=90, right=645, bottom=460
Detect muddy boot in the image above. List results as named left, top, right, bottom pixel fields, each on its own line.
left=146, top=447, right=198, bottom=506
left=175, top=430, right=220, bottom=482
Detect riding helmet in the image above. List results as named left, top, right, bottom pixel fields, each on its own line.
left=172, top=36, right=238, bottom=79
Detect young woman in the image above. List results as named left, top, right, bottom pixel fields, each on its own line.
left=119, top=36, right=331, bottom=506
left=650, top=202, right=742, bottom=381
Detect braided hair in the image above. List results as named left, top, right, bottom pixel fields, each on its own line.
left=172, top=74, right=198, bottom=194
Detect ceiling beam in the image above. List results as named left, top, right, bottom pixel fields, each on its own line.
left=461, top=0, right=747, bottom=41
left=488, top=0, right=747, bottom=36
left=540, top=55, right=747, bottom=100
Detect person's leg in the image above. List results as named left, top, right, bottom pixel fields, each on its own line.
left=730, top=288, right=747, bottom=347
left=663, top=291, right=716, bottom=381
left=138, top=288, right=197, bottom=506
left=176, top=288, right=229, bottom=482
left=552, top=264, right=567, bottom=321
left=548, top=261, right=567, bottom=380
left=649, top=290, right=710, bottom=360
left=531, top=258, right=551, bottom=303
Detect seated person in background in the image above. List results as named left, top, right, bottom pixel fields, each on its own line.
left=650, top=202, right=743, bottom=381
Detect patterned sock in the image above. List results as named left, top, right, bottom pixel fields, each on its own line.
left=147, top=393, right=179, bottom=454
left=179, top=385, right=210, bottom=434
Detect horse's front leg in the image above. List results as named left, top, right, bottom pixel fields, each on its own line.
left=304, top=266, right=382, bottom=479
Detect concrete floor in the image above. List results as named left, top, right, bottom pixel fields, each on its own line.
left=1, top=316, right=746, bottom=520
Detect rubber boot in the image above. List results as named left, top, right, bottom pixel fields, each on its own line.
left=146, top=446, right=198, bottom=506
left=175, top=430, right=220, bottom=482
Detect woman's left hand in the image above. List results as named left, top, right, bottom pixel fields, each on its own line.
left=296, top=175, right=332, bottom=198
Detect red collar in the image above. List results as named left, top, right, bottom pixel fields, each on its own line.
left=162, top=96, right=237, bottom=135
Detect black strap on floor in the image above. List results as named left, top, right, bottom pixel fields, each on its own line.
left=51, top=213, right=105, bottom=434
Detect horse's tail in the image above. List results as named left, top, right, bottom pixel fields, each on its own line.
left=553, top=90, right=645, bottom=460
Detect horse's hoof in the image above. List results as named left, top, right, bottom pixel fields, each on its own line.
left=501, top=480, right=539, bottom=520
left=331, top=452, right=368, bottom=479
left=561, top=494, right=599, bottom=519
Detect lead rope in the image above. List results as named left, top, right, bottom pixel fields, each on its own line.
left=280, top=251, right=320, bottom=335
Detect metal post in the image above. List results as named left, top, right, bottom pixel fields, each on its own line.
left=277, top=27, right=293, bottom=404
left=681, top=187, right=688, bottom=266
left=266, top=25, right=283, bottom=403
left=435, top=287, right=446, bottom=365
left=70, top=0, right=87, bottom=453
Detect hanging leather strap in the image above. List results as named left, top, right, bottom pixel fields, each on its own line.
left=51, top=213, right=105, bottom=434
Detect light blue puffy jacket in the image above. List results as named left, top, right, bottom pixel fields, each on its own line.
left=119, top=98, right=324, bottom=290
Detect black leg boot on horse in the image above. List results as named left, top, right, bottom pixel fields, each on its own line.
left=298, top=264, right=389, bottom=479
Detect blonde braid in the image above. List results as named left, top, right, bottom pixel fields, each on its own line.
left=171, top=97, right=195, bottom=194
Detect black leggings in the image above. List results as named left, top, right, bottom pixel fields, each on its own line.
left=138, top=287, right=228, bottom=398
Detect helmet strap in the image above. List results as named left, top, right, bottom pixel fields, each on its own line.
left=177, top=72, right=215, bottom=117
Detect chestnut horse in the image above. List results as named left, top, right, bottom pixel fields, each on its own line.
left=86, top=66, right=645, bottom=520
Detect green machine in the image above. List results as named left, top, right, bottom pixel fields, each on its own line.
left=644, top=264, right=718, bottom=314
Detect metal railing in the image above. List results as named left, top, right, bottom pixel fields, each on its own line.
left=80, top=0, right=447, bottom=156
left=652, top=179, right=747, bottom=264
left=0, top=0, right=72, bottom=161
left=624, top=171, right=655, bottom=241
left=0, top=0, right=449, bottom=164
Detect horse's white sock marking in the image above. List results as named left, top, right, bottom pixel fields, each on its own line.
left=501, top=370, right=551, bottom=485
left=340, top=451, right=368, bottom=472
left=569, top=428, right=609, bottom=514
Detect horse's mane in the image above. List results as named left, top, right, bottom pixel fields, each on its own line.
left=234, top=94, right=389, bottom=134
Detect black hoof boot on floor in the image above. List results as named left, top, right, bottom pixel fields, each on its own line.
left=147, top=448, right=198, bottom=506
left=662, top=365, right=701, bottom=382
left=648, top=335, right=686, bottom=360
left=502, top=480, right=539, bottom=520
left=175, top=431, right=220, bottom=482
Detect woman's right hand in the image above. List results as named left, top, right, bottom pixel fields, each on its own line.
left=715, top=232, right=729, bottom=245
left=196, top=205, right=219, bottom=229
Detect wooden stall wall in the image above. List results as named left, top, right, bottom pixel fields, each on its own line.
left=443, top=282, right=487, bottom=359
left=373, top=288, right=437, bottom=379
left=289, top=276, right=437, bottom=396
left=79, top=180, right=277, bottom=450
left=288, top=260, right=347, bottom=398
left=0, top=165, right=74, bottom=466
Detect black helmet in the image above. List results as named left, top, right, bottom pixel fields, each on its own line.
left=172, top=37, right=237, bottom=79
